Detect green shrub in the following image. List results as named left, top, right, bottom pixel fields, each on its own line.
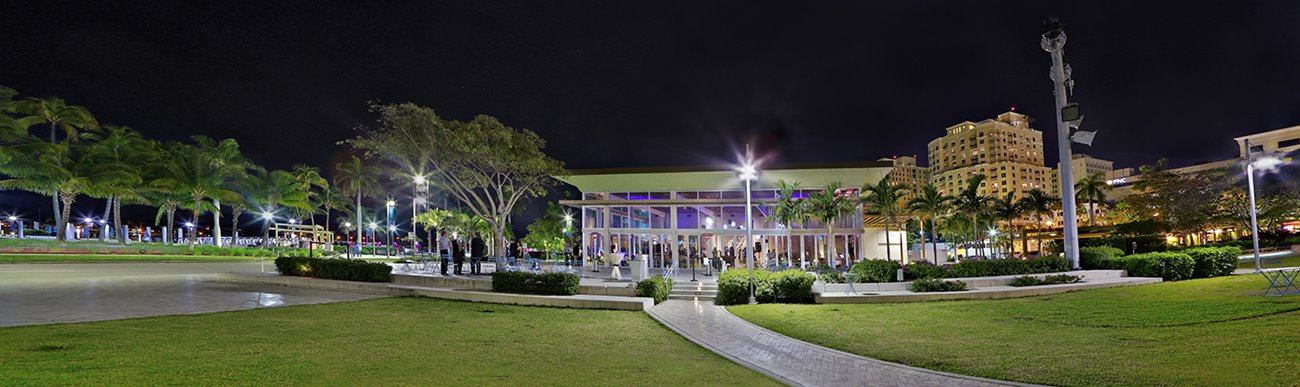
left=1081, top=234, right=1168, bottom=254
left=1008, top=275, right=1042, bottom=287
left=949, top=256, right=1069, bottom=278
left=910, top=278, right=967, bottom=292
left=1106, top=252, right=1194, bottom=281
left=274, top=256, right=392, bottom=282
left=849, top=260, right=901, bottom=283
left=1183, top=246, right=1240, bottom=278
left=903, top=262, right=947, bottom=280
left=773, top=270, right=815, bottom=303
left=1079, top=246, right=1124, bottom=270
left=1009, top=274, right=1083, bottom=287
left=490, top=271, right=580, bottom=295
left=717, top=269, right=812, bottom=305
left=635, top=277, right=674, bottom=304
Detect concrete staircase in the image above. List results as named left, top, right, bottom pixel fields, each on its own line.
left=668, top=281, right=718, bottom=302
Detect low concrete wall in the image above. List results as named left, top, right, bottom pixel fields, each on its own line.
left=221, top=273, right=653, bottom=311
left=816, top=277, right=1162, bottom=303
left=818, top=270, right=1126, bottom=293
left=391, top=273, right=638, bottom=297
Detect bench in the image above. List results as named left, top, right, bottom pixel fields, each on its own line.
left=1259, top=267, right=1300, bottom=296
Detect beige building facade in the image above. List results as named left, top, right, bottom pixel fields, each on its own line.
left=927, top=111, right=1052, bottom=199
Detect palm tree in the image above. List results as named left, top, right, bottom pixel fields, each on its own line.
left=805, top=181, right=855, bottom=267
left=12, top=97, right=99, bottom=228
left=156, top=138, right=249, bottom=246
left=771, top=179, right=808, bottom=268
left=0, top=140, right=134, bottom=241
left=248, top=169, right=309, bottom=247
left=952, top=174, right=991, bottom=258
left=861, top=177, right=907, bottom=262
left=291, top=164, right=328, bottom=226
left=907, top=183, right=951, bottom=265
left=319, top=183, right=349, bottom=235
left=83, top=126, right=150, bottom=244
left=991, top=192, right=1026, bottom=258
left=1075, top=172, right=1110, bottom=226
left=334, top=155, right=381, bottom=248
left=1017, top=189, right=1057, bottom=256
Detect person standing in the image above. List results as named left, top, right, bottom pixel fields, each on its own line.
left=437, top=231, right=451, bottom=276
left=470, top=232, right=485, bottom=275
left=452, top=236, right=464, bottom=275
left=509, top=239, right=521, bottom=266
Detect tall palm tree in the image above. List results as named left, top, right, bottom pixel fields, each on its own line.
left=1017, top=189, right=1057, bottom=256
left=156, top=138, right=249, bottom=246
left=291, top=164, right=328, bottom=226
left=952, top=174, right=991, bottom=258
left=861, top=177, right=907, bottom=262
left=771, top=179, right=808, bottom=267
left=12, top=97, right=99, bottom=228
left=907, top=183, right=951, bottom=265
left=805, top=181, right=855, bottom=267
left=83, top=126, right=150, bottom=244
left=319, top=183, right=349, bottom=236
left=334, top=155, right=381, bottom=247
left=0, top=140, right=133, bottom=241
left=991, top=192, right=1026, bottom=258
left=248, top=169, right=309, bottom=247
left=1075, top=172, right=1110, bottom=226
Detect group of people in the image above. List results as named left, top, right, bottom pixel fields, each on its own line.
left=436, top=231, right=486, bottom=276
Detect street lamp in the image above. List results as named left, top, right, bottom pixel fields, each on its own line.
left=1042, top=19, right=1082, bottom=270
left=1243, top=140, right=1289, bottom=271
left=412, top=175, right=427, bottom=255
left=386, top=197, right=396, bottom=259
left=736, top=144, right=759, bottom=305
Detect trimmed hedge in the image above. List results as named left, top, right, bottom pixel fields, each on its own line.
left=635, top=277, right=674, bottom=304
left=948, top=256, right=1069, bottom=278
left=903, top=262, right=947, bottom=280
left=274, top=256, right=392, bottom=282
left=910, top=278, right=967, bottom=292
left=1080, top=246, right=1124, bottom=270
left=849, top=260, right=901, bottom=283
left=490, top=271, right=581, bottom=295
left=1184, top=246, right=1240, bottom=278
left=1105, top=252, right=1194, bottom=281
left=717, top=269, right=813, bottom=305
left=1009, top=274, right=1083, bottom=287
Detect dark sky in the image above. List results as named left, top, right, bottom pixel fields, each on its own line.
left=3, top=1, right=1300, bottom=228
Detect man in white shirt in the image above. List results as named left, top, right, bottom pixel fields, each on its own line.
left=437, top=231, right=452, bottom=276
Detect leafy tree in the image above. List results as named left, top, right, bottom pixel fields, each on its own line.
left=1075, top=172, right=1111, bottom=225
left=861, top=177, right=907, bottom=262
left=1124, top=159, right=1220, bottom=244
left=907, top=183, right=951, bottom=264
left=952, top=174, right=992, bottom=257
left=1017, top=189, right=1057, bottom=255
left=346, top=103, right=566, bottom=257
left=12, top=97, right=99, bottom=227
left=771, top=179, right=808, bottom=267
left=333, top=155, right=382, bottom=247
left=522, top=203, right=568, bottom=257
left=991, top=191, right=1026, bottom=257
left=804, top=181, right=855, bottom=265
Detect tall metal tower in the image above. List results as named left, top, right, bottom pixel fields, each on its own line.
left=1041, top=19, right=1082, bottom=269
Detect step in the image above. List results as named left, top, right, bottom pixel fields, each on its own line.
left=667, top=293, right=717, bottom=300
left=670, top=289, right=719, bottom=297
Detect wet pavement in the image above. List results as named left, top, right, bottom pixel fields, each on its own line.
left=0, top=262, right=383, bottom=327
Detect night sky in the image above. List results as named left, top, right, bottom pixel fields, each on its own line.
left=2, top=1, right=1299, bottom=229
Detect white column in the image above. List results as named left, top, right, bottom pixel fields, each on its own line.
left=670, top=202, right=679, bottom=270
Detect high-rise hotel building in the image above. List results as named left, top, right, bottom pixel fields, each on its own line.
left=927, top=111, right=1052, bottom=199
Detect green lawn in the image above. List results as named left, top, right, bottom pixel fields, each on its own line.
left=0, top=253, right=260, bottom=262
left=730, top=275, right=1300, bottom=386
left=0, top=297, right=777, bottom=386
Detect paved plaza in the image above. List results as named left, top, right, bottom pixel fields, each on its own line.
left=648, top=299, right=1033, bottom=387
left=0, top=262, right=382, bottom=327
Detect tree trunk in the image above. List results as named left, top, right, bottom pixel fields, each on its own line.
left=191, top=196, right=202, bottom=246
left=230, top=205, right=242, bottom=247
left=101, top=196, right=112, bottom=241
left=355, top=189, right=362, bottom=248
left=825, top=224, right=836, bottom=268
left=918, top=218, right=927, bottom=265
left=57, top=193, right=75, bottom=241
left=1087, top=199, right=1095, bottom=226
left=166, top=207, right=176, bottom=245
left=884, top=221, right=892, bottom=262
left=114, top=198, right=126, bottom=244
left=930, top=219, right=939, bottom=265
left=50, top=123, right=61, bottom=230
left=1036, top=216, right=1044, bottom=256
left=212, top=199, right=223, bottom=247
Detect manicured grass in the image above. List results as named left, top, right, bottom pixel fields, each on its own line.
left=730, top=275, right=1300, bottom=386
left=1238, top=252, right=1300, bottom=269
left=0, top=254, right=260, bottom=262
left=0, top=297, right=777, bottom=385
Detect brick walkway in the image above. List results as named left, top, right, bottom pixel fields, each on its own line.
left=648, top=300, right=1033, bottom=387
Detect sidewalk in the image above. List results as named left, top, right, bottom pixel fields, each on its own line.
left=647, top=300, right=1035, bottom=387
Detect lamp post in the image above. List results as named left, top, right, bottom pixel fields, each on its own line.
left=737, top=145, right=759, bottom=305
left=1042, top=19, right=1082, bottom=269
left=343, top=222, right=353, bottom=258
left=386, top=197, right=396, bottom=258
left=184, top=222, right=195, bottom=244
left=368, top=222, right=378, bottom=255
left=413, top=175, right=426, bottom=255
left=1243, top=140, right=1289, bottom=271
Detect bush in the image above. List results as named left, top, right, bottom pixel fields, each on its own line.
left=274, top=256, right=392, bottom=282
left=1079, top=246, right=1125, bottom=270
left=904, top=262, right=947, bottom=280
left=910, top=278, right=967, bottom=292
left=1081, top=234, right=1168, bottom=254
left=635, top=277, right=674, bottom=304
left=1106, top=252, right=1194, bottom=281
left=949, top=256, right=1069, bottom=278
left=716, top=269, right=812, bottom=305
left=1183, top=246, right=1240, bottom=278
left=810, top=264, right=844, bottom=283
left=1009, top=274, right=1083, bottom=287
left=773, top=270, right=815, bottom=303
left=490, top=271, right=580, bottom=295
left=849, top=259, right=901, bottom=283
